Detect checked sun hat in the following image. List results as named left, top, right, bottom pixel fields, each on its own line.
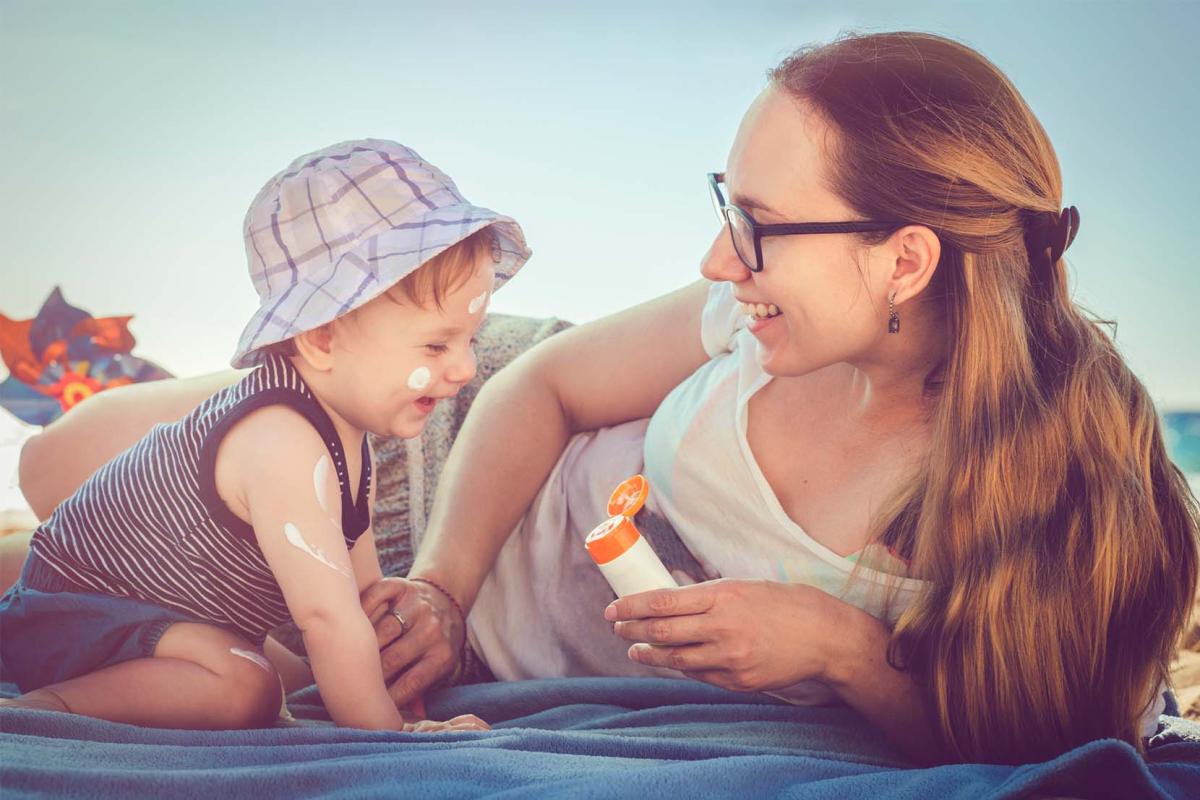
left=231, top=139, right=531, bottom=368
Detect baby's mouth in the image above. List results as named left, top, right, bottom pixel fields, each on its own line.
left=741, top=302, right=782, bottom=321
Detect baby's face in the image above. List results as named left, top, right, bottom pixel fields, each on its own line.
left=329, top=256, right=494, bottom=439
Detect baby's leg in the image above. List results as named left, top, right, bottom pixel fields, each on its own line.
left=8, top=622, right=283, bottom=729
left=262, top=634, right=314, bottom=693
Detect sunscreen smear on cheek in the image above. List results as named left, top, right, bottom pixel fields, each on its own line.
left=407, top=366, right=432, bottom=391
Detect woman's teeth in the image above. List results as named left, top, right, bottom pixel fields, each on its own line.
left=741, top=302, right=781, bottom=320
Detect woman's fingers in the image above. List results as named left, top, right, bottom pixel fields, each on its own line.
left=604, top=581, right=719, bottom=622
left=626, top=642, right=727, bottom=672
left=378, top=607, right=439, bottom=683
left=613, top=580, right=838, bottom=695
left=612, top=613, right=714, bottom=645
left=361, top=577, right=413, bottom=628
left=365, top=576, right=464, bottom=708
left=634, top=646, right=762, bottom=692
left=386, top=653, right=450, bottom=709
left=377, top=591, right=426, bottom=650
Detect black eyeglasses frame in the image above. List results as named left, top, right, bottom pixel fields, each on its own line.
left=707, top=172, right=903, bottom=272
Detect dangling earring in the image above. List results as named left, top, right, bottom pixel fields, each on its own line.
left=888, top=293, right=900, bottom=334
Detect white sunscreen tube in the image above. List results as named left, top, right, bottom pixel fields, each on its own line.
left=585, top=515, right=678, bottom=597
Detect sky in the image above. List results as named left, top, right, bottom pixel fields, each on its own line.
left=1, top=0, right=1198, bottom=411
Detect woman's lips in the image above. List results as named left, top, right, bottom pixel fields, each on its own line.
left=748, top=314, right=781, bottom=334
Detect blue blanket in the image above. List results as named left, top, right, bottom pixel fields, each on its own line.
left=2, top=678, right=1198, bottom=798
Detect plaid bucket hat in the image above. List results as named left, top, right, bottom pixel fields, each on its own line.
left=231, top=139, right=531, bottom=368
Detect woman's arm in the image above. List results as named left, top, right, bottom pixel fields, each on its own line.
left=362, top=279, right=714, bottom=705
left=605, top=580, right=942, bottom=765
left=19, top=370, right=245, bottom=519
left=823, top=604, right=941, bottom=765
left=416, top=279, right=712, bottom=608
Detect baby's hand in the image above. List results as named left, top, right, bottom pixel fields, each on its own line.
left=401, top=714, right=490, bottom=733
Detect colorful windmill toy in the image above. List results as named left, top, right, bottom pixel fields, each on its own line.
left=0, top=287, right=173, bottom=426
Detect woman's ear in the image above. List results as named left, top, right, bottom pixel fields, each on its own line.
left=293, top=323, right=337, bottom=372
left=888, top=224, right=941, bottom=305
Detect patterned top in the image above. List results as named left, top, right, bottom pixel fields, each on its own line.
left=29, top=353, right=371, bottom=643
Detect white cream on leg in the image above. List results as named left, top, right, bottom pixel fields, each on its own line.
left=229, top=648, right=273, bottom=673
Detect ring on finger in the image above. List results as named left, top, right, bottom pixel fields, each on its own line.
left=390, top=606, right=409, bottom=634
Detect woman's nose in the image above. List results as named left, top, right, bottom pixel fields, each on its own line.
left=700, top=226, right=752, bottom=283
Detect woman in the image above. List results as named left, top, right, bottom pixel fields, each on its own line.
left=16, top=32, right=1197, bottom=765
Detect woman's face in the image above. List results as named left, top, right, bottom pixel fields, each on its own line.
left=700, top=85, right=897, bottom=378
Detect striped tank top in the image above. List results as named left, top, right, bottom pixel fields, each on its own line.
left=28, top=353, right=371, bottom=643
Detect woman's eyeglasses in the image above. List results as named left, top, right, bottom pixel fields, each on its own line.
left=707, top=172, right=901, bottom=273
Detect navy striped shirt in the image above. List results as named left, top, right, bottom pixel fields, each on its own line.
left=29, top=353, right=371, bottom=644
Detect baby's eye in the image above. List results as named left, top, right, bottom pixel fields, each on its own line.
left=424, top=343, right=449, bottom=354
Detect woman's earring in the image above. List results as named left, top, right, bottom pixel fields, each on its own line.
left=888, top=293, right=900, bottom=334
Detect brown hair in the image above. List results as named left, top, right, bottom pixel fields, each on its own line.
left=772, top=32, right=1198, bottom=763
left=384, top=224, right=497, bottom=309
left=263, top=225, right=497, bottom=357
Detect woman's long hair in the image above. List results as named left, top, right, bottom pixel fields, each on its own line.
left=772, top=32, right=1198, bottom=763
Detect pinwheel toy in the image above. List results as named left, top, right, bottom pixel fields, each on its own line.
left=0, top=287, right=173, bottom=426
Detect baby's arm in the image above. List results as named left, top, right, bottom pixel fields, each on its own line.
left=220, top=406, right=403, bottom=730
left=348, top=442, right=384, bottom=590
left=350, top=531, right=384, bottom=590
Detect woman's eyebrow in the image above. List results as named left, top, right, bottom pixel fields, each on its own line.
left=731, top=191, right=782, bottom=217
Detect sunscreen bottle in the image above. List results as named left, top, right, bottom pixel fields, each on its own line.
left=585, top=475, right=678, bottom=597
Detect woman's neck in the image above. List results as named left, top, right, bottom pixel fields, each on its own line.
left=842, top=303, right=946, bottom=430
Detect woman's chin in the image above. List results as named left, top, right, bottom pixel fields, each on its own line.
left=754, top=342, right=815, bottom=379
left=754, top=341, right=788, bottom=375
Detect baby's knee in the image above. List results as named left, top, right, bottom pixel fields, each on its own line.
left=218, top=648, right=283, bottom=728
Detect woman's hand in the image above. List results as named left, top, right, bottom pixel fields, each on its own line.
left=607, top=578, right=943, bottom=764
left=605, top=578, right=852, bottom=693
left=360, top=577, right=465, bottom=709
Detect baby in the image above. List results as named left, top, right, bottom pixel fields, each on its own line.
left=0, top=139, right=529, bottom=731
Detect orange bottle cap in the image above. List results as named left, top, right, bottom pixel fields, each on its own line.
left=607, top=474, right=648, bottom=518
left=585, top=515, right=642, bottom=566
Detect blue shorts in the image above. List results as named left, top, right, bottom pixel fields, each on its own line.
left=0, top=554, right=209, bottom=693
